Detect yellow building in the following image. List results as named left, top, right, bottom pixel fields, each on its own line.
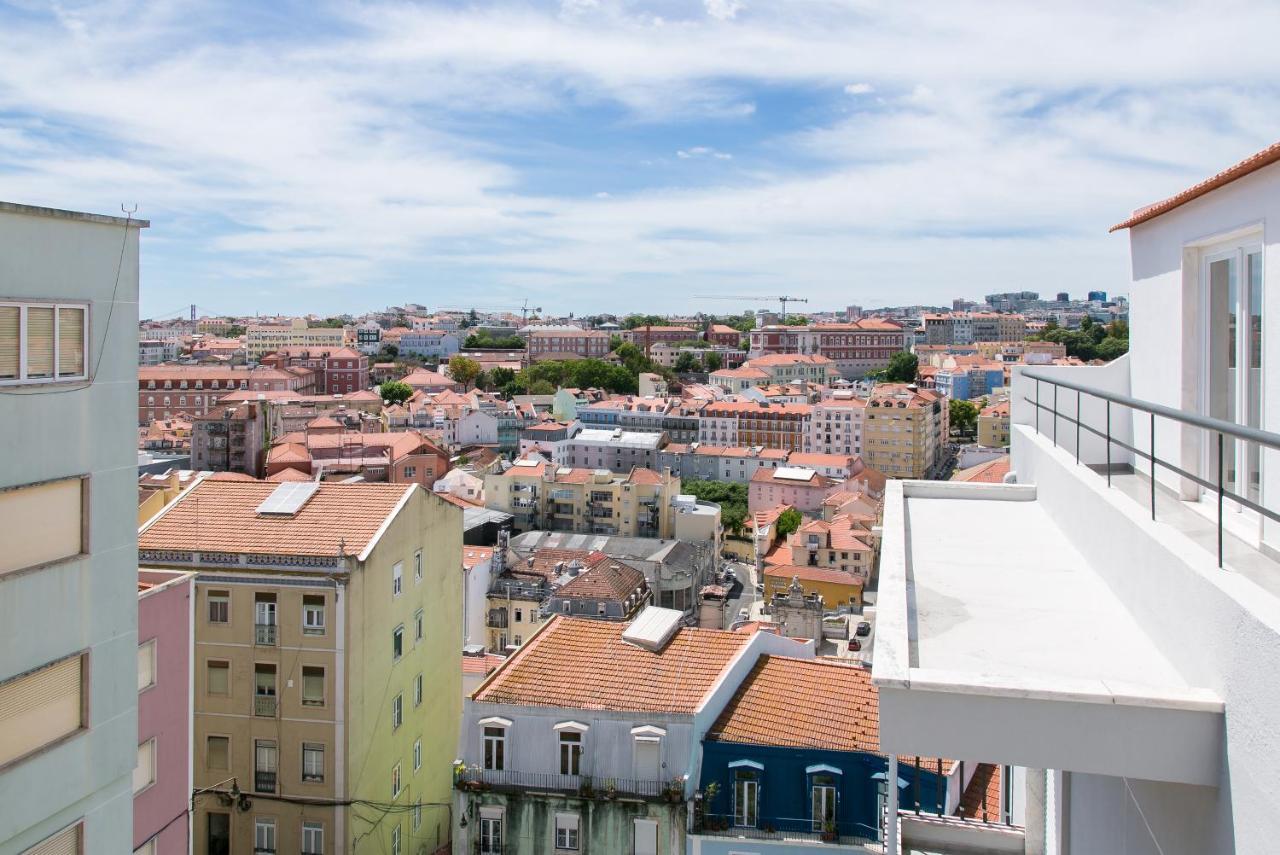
left=247, top=317, right=350, bottom=360
left=483, top=459, right=682, bottom=538
left=979, top=399, right=1011, bottom=448
left=139, top=478, right=461, bottom=855
left=861, top=384, right=948, bottom=479
left=762, top=564, right=863, bottom=610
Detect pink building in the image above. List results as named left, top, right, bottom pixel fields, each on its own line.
left=748, top=465, right=844, bottom=514
left=136, top=569, right=194, bottom=854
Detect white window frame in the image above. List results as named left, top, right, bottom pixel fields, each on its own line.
left=391, top=762, right=402, bottom=798
left=413, top=673, right=423, bottom=707
left=302, top=742, right=325, bottom=783
left=414, top=550, right=423, bottom=582
left=479, top=812, right=503, bottom=855
left=480, top=717, right=510, bottom=771
left=392, top=693, right=403, bottom=729
left=133, top=737, right=156, bottom=794
left=254, top=817, right=277, bottom=854
left=0, top=301, right=89, bottom=386
left=413, top=737, right=422, bottom=771
left=392, top=561, right=403, bottom=597
left=137, top=638, right=157, bottom=691
left=301, top=821, right=324, bottom=855
left=554, top=812, right=580, bottom=850
left=302, top=596, right=326, bottom=635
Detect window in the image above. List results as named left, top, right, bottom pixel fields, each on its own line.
left=302, top=666, right=324, bottom=707
left=392, top=625, right=403, bottom=660
left=390, top=825, right=401, bottom=855
left=483, top=726, right=506, bottom=771
left=391, top=763, right=402, bottom=798
left=254, top=818, right=276, bottom=854
left=135, top=838, right=156, bottom=855
left=513, top=634, right=522, bottom=647
left=0, top=653, right=84, bottom=767
left=26, top=823, right=83, bottom=855
left=302, top=742, right=325, bottom=783
left=255, top=740, right=278, bottom=793
left=413, top=738, right=422, bottom=771
left=207, top=660, right=230, bottom=695
left=134, top=738, right=156, bottom=793
left=207, top=735, right=230, bottom=770
left=301, top=822, right=324, bottom=855
left=811, top=773, right=837, bottom=831
left=514, top=608, right=523, bottom=622
left=559, top=731, right=582, bottom=775
left=404, top=465, right=416, bottom=478
left=413, top=608, right=425, bottom=643
left=392, top=694, right=403, bottom=729
left=208, top=590, right=230, bottom=624
left=633, top=818, right=658, bottom=855
left=137, top=639, right=156, bottom=691
left=733, top=769, right=760, bottom=827
left=392, top=561, right=403, bottom=597
left=0, top=302, right=87, bottom=385
left=302, top=595, right=325, bottom=635
left=480, top=815, right=503, bottom=854
left=414, top=550, right=423, bottom=582
left=555, top=813, right=580, bottom=850
left=0, top=477, right=83, bottom=576
left=413, top=673, right=423, bottom=707
left=412, top=802, right=422, bottom=831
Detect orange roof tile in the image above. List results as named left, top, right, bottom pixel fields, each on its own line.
left=139, top=480, right=414, bottom=558
left=764, top=564, right=864, bottom=588
left=462, top=546, right=494, bottom=570
left=266, top=467, right=311, bottom=483
left=557, top=556, right=647, bottom=601
left=951, top=457, right=1011, bottom=484
left=955, top=764, right=1005, bottom=822
left=473, top=616, right=751, bottom=714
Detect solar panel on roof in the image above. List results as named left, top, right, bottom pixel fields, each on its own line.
left=773, top=466, right=817, bottom=482
left=255, top=481, right=320, bottom=516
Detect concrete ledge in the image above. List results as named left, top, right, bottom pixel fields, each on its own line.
left=900, top=813, right=1025, bottom=854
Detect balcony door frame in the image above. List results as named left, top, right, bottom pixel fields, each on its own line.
left=1196, top=232, right=1266, bottom=544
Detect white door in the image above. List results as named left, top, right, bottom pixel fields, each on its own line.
left=634, top=737, right=660, bottom=781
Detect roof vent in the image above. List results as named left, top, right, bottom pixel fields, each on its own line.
left=621, top=606, right=684, bottom=652
left=256, top=481, right=320, bottom=516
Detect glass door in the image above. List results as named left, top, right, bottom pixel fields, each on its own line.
left=1204, top=244, right=1265, bottom=513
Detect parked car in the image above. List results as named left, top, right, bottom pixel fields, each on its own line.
left=850, top=637, right=862, bottom=651
left=723, top=568, right=737, bottom=582
left=855, top=621, right=871, bottom=637
left=738, top=607, right=750, bottom=622
left=754, top=583, right=764, bottom=595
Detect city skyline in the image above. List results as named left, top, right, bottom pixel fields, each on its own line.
left=1, top=0, right=1276, bottom=317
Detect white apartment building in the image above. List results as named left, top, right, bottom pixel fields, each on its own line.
left=873, top=143, right=1280, bottom=854
left=807, top=394, right=866, bottom=456
left=0, top=202, right=146, bottom=853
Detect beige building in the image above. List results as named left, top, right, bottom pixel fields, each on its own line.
left=978, top=398, right=1011, bottom=448
left=247, top=318, right=350, bottom=360
left=861, top=384, right=948, bottom=479
left=484, top=458, right=683, bottom=538
left=138, top=478, right=462, bottom=855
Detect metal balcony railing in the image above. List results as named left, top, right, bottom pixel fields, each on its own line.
left=693, top=814, right=880, bottom=847
left=255, top=623, right=277, bottom=645
left=254, top=695, right=278, bottom=717
left=455, top=767, right=673, bottom=799
left=254, top=770, right=277, bottom=793
left=1022, top=368, right=1280, bottom=569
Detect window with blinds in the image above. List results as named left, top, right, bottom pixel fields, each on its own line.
left=0, top=477, right=84, bottom=577
left=0, top=302, right=88, bottom=386
left=22, top=822, right=82, bottom=855
left=0, top=654, right=84, bottom=768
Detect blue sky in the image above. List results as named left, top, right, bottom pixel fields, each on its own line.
left=1, top=0, right=1278, bottom=318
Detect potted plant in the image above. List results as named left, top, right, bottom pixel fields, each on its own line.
left=664, top=777, right=685, bottom=803
left=578, top=776, right=595, bottom=799
left=604, top=779, right=619, bottom=800
left=821, top=820, right=838, bottom=842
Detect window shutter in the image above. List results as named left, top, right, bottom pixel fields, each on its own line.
left=0, top=654, right=83, bottom=767
left=25, top=306, right=54, bottom=379
left=207, top=662, right=229, bottom=695
left=303, top=668, right=323, bottom=702
left=137, top=641, right=155, bottom=690
left=207, top=736, right=229, bottom=769
left=57, top=307, right=85, bottom=377
left=0, top=306, right=18, bottom=380
left=23, top=823, right=81, bottom=855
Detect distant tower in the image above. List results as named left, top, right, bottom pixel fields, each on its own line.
left=190, top=303, right=197, bottom=322
left=1056, top=292, right=1069, bottom=303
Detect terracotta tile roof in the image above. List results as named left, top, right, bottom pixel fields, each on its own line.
left=955, top=764, right=1005, bottom=822
left=707, top=655, right=881, bottom=751
left=557, top=555, right=647, bottom=601
left=462, top=653, right=507, bottom=676
left=139, top=480, right=414, bottom=558
left=205, top=471, right=257, bottom=481
left=266, top=467, right=311, bottom=483
left=732, top=621, right=780, bottom=635
left=627, top=467, right=665, bottom=486
left=515, top=548, right=597, bottom=580
left=268, top=442, right=312, bottom=464
left=473, top=615, right=751, bottom=714
left=749, top=353, right=835, bottom=367
left=462, top=546, right=494, bottom=570
left=1111, top=140, right=1280, bottom=232
left=307, top=415, right=343, bottom=429
left=951, top=457, right=1011, bottom=484
left=764, top=564, right=864, bottom=588
left=787, top=452, right=855, bottom=470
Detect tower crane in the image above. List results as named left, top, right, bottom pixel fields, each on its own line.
left=437, top=298, right=543, bottom=324
left=694, top=294, right=809, bottom=321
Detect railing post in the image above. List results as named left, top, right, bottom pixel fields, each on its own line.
left=914, top=757, right=921, bottom=815
left=1034, top=379, right=1040, bottom=435
left=1075, top=390, right=1081, bottom=464
left=1105, top=401, right=1111, bottom=487
left=1150, top=413, right=1156, bottom=521
left=1218, top=432, right=1224, bottom=569
left=1053, top=384, right=1058, bottom=447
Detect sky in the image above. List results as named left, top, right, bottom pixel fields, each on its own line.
left=1, top=0, right=1278, bottom=319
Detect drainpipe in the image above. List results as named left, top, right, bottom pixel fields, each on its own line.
left=885, top=756, right=899, bottom=854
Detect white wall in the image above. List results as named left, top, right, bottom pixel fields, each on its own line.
left=463, top=556, right=493, bottom=646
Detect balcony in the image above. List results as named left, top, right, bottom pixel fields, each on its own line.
left=254, top=770, right=277, bottom=793
left=454, top=766, right=674, bottom=800
left=255, top=623, right=277, bottom=645
left=254, top=695, right=278, bottom=717
left=692, top=815, right=879, bottom=850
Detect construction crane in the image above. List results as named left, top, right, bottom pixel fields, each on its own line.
left=437, top=298, right=543, bottom=324
left=694, top=294, right=809, bottom=321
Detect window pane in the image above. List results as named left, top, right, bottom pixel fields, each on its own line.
left=134, top=739, right=155, bottom=792
left=207, top=661, right=229, bottom=694
left=0, top=306, right=17, bottom=380
left=26, top=306, right=54, bottom=379
left=302, top=667, right=324, bottom=705
left=207, top=736, right=229, bottom=769
left=0, top=654, right=83, bottom=767
left=137, top=640, right=155, bottom=690
left=58, top=307, right=84, bottom=377
left=0, top=477, right=82, bottom=576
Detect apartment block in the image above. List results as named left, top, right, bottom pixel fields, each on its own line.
left=861, top=384, right=947, bottom=479
left=620, top=325, right=699, bottom=347
left=0, top=201, right=147, bottom=853
left=807, top=395, right=866, bottom=456
left=245, top=318, right=349, bottom=360
left=552, top=427, right=664, bottom=472
left=135, top=570, right=195, bottom=854
left=191, top=400, right=269, bottom=477
left=747, top=320, right=908, bottom=378
left=138, top=479, right=462, bottom=855
left=698, top=401, right=811, bottom=452
left=524, top=327, right=610, bottom=362
left=138, top=365, right=317, bottom=425
left=259, top=346, right=369, bottom=395
left=978, top=399, right=1011, bottom=448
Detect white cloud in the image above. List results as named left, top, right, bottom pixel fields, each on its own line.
left=704, top=0, right=744, bottom=21
left=844, top=83, right=874, bottom=95
left=677, top=146, right=733, bottom=160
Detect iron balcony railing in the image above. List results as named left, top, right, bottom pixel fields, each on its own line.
left=254, top=695, right=278, bottom=717
left=254, top=770, right=277, bottom=793
left=255, top=623, right=277, bottom=646
left=1022, top=368, right=1280, bottom=568
left=693, top=814, right=880, bottom=847
left=455, top=766, right=673, bottom=799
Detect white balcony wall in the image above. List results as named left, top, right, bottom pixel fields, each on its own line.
left=1010, top=359, right=1132, bottom=471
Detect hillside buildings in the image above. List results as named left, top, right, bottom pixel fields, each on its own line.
left=747, top=319, right=909, bottom=379
left=245, top=317, right=349, bottom=360
left=0, top=202, right=147, bottom=852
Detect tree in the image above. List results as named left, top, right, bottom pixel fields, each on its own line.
left=527, top=379, right=556, bottom=395
left=949, top=399, right=979, bottom=435
left=622, top=314, right=666, bottom=330
left=489, top=366, right=516, bottom=389
left=378, top=380, right=412, bottom=405
left=449, top=356, right=482, bottom=390
left=224, top=324, right=247, bottom=337
left=776, top=507, right=802, bottom=537
left=473, top=370, right=491, bottom=391
left=674, top=352, right=700, bottom=373
left=681, top=480, right=750, bottom=538
left=609, top=335, right=624, bottom=352
left=883, top=351, right=919, bottom=383
left=704, top=352, right=723, bottom=372
left=374, top=343, right=399, bottom=362
left=1097, top=337, right=1129, bottom=361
